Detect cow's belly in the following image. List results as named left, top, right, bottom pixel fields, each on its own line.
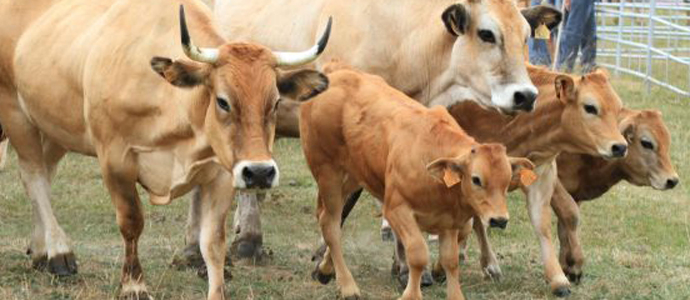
left=136, top=150, right=222, bottom=205
left=415, top=211, right=468, bottom=235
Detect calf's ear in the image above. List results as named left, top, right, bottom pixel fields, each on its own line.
left=427, top=154, right=468, bottom=188
left=521, top=5, right=562, bottom=36
left=618, top=113, right=638, bottom=142
left=277, top=69, right=329, bottom=101
left=554, top=75, right=576, bottom=103
left=442, top=4, right=471, bottom=36
left=509, top=157, right=537, bottom=188
left=150, top=57, right=209, bottom=88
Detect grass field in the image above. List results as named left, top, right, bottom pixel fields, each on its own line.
left=0, top=77, right=688, bottom=299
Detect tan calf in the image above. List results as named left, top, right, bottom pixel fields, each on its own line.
left=300, top=64, right=534, bottom=300
left=552, top=108, right=679, bottom=282
left=4, top=0, right=330, bottom=298
left=442, top=66, right=628, bottom=297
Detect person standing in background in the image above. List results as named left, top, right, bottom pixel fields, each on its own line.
left=557, top=0, right=598, bottom=73
left=527, top=0, right=561, bottom=66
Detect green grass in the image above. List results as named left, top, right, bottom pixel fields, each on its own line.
left=0, top=78, right=688, bottom=299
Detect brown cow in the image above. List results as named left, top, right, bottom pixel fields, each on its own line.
left=3, top=0, right=331, bottom=299
left=300, top=62, right=535, bottom=300
left=551, top=108, right=679, bottom=283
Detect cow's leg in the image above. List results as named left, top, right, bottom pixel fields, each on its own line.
left=99, top=148, right=150, bottom=299
left=230, top=190, right=264, bottom=260
left=3, top=106, right=76, bottom=276
left=381, top=218, right=394, bottom=241
left=433, top=219, right=472, bottom=283
left=197, top=172, right=234, bottom=300
left=385, top=203, right=427, bottom=300
left=551, top=181, right=584, bottom=284
left=0, top=137, right=9, bottom=170
left=525, top=162, right=571, bottom=297
left=312, top=170, right=360, bottom=299
left=391, top=232, right=435, bottom=288
left=438, top=229, right=464, bottom=300
left=472, top=217, right=502, bottom=280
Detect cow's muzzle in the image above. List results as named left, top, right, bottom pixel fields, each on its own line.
left=232, top=160, right=279, bottom=189
left=489, top=217, right=509, bottom=229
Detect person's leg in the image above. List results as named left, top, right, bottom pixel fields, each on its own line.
left=579, top=0, right=598, bottom=72
left=558, top=0, right=594, bottom=72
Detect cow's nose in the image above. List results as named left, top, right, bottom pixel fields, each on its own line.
left=489, top=217, right=508, bottom=229
left=513, top=90, right=537, bottom=112
left=242, top=165, right=276, bottom=189
left=666, top=178, right=679, bottom=189
left=611, top=143, right=627, bottom=158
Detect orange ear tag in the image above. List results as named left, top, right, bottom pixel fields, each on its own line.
left=519, top=169, right=538, bottom=186
left=443, top=169, right=462, bottom=187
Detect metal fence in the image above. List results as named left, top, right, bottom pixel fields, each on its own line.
left=595, top=0, right=690, bottom=97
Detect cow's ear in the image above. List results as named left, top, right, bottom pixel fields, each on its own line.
left=521, top=5, right=562, bottom=36
left=509, top=157, right=536, bottom=188
left=427, top=155, right=468, bottom=188
left=618, top=111, right=638, bottom=142
left=277, top=69, right=329, bottom=101
left=442, top=4, right=470, bottom=36
left=150, top=57, right=209, bottom=88
left=554, top=75, right=576, bottom=103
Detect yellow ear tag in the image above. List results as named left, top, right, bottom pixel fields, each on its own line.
left=443, top=169, right=462, bottom=188
left=535, top=23, right=551, bottom=40
left=519, top=169, right=538, bottom=186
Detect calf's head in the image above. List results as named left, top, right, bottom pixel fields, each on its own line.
left=619, top=109, right=679, bottom=190
left=427, top=144, right=536, bottom=229
left=151, top=6, right=330, bottom=189
left=441, top=1, right=560, bottom=112
left=554, top=70, right=628, bottom=159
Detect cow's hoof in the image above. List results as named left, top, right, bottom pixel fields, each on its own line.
left=119, top=291, right=152, bottom=300
left=566, top=270, right=582, bottom=285
left=421, top=270, right=434, bottom=287
left=396, top=271, right=409, bottom=289
left=31, top=252, right=77, bottom=276
left=553, top=286, right=571, bottom=298
left=171, top=244, right=205, bottom=269
left=483, top=264, right=502, bottom=281
left=381, top=227, right=394, bottom=242
left=194, top=263, right=233, bottom=282
left=431, top=266, right=446, bottom=283
left=311, top=268, right=334, bottom=285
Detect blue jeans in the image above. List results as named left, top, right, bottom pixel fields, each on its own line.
left=528, top=0, right=561, bottom=66
left=557, top=0, right=597, bottom=72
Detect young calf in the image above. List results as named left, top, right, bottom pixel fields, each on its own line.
left=300, top=64, right=535, bottom=300
left=552, top=108, right=679, bottom=282
left=443, top=66, right=628, bottom=296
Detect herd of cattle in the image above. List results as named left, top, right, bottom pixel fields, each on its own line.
left=0, top=0, right=680, bottom=299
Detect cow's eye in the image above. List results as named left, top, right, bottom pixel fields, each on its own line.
left=641, top=139, right=654, bottom=150
left=472, top=176, right=482, bottom=187
left=583, top=104, right=598, bottom=115
left=478, top=30, right=496, bottom=44
left=216, top=97, right=230, bottom=112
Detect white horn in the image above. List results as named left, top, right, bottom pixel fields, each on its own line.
left=274, top=17, right=332, bottom=67
left=179, top=5, right=218, bottom=64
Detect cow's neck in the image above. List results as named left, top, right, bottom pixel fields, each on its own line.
left=498, top=101, right=569, bottom=164
left=569, top=156, right=626, bottom=201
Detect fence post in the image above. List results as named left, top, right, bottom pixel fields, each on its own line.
left=615, top=0, right=625, bottom=76
left=646, top=0, right=657, bottom=94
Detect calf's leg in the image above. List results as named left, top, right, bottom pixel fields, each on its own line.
left=385, top=203, right=427, bottom=300
left=313, top=170, right=360, bottom=299
left=551, top=181, right=584, bottom=283
left=439, top=229, right=464, bottom=300
left=0, top=137, right=9, bottom=170
left=472, top=217, right=502, bottom=280
left=230, top=191, right=264, bottom=260
left=525, top=162, right=571, bottom=297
